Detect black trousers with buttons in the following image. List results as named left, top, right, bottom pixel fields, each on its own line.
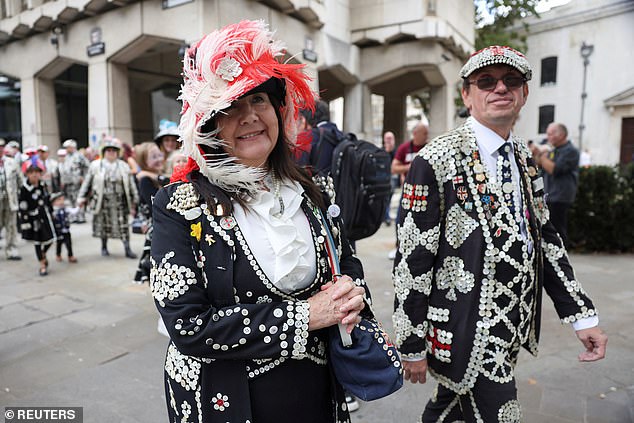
left=422, top=375, right=521, bottom=423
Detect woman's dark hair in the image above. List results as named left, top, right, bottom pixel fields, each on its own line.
left=189, top=93, right=325, bottom=214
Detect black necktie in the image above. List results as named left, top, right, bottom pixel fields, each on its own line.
left=498, top=142, right=516, bottom=216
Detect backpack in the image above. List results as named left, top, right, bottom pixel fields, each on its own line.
left=330, top=133, right=392, bottom=241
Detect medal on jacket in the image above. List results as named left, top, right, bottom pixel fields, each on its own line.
left=220, top=216, right=236, bottom=230
left=328, top=204, right=340, bottom=218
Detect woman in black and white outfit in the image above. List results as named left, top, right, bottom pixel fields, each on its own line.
left=150, top=20, right=368, bottom=423
left=77, top=138, right=139, bottom=258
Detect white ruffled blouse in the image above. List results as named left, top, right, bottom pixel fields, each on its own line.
left=232, top=176, right=317, bottom=293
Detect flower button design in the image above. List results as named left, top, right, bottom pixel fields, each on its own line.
left=212, top=393, right=230, bottom=411
left=216, top=57, right=243, bottom=82
left=190, top=222, right=202, bottom=241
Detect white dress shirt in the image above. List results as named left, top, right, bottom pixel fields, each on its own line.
left=233, top=176, right=317, bottom=293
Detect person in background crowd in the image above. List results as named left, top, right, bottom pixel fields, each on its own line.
left=0, top=138, right=22, bottom=260
left=77, top=137, right=139, bottom=259
left=164, top=151, right=188, bottom=177
left=133, top=141, right=168, bottom=284
left=18, top=158, right=56, bottom=276
left=122, top=141, right=141, bottom=176
left=393, top=45, right=606, bottom=423
left=296, top=100, right=344, bottom=177
left=38, top=145, right=58, bottom=192
left=382, top=130, right=397, bottom=226
left=154, top=119, right=181, bottom=165
left=530, top=122, right=579, bottom=247
left=50, top=192, right=77, bottom=263
left=150, top=20, right=367, bottom=423
left=387, top=122, right=429, bottom=260
left=392, top=122, right=429, bottom=185
left=4, top=140, right=22, bottom=162
left=82, top=146, right=99, bottom=162
left=52, top=148, right=67, bottom=194
left=59, top=139, right=90, bottom=223
left=23, top=146, right=38, bottom=161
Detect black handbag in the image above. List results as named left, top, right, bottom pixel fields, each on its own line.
left=319, top=209, right=403, bottom=401
left=131, top=215, right=147, bottom=234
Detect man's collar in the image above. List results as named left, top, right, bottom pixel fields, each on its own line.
left=467, top=116, right=514, bottom=157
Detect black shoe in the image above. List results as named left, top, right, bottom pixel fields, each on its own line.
left=7, top=256, right=22, bottom=261
left=125, top=249, right=138, bottom=259
left=39, top=267, right=48, bottom=276
left=101, top=248, right=110, bottom=256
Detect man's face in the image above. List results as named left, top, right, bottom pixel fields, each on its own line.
left=461, top=65, right=528, bottom=133
left=39, top=150, right=49, bottom=160
left=546, top=124, right=566, bottom=147
left=383, top=132, right=395, bottom=151
left=412, top=125, right=428, bottom=146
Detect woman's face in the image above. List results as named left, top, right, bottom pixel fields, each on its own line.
left=147, top=145, right=165, bottom=172
left=216, top=92, right=279, bottom=168
left=103, top=147, right=119, bottom=162
left=161, top=136, right=179, bottom=154
left=26, top=169, right=42, bottom=184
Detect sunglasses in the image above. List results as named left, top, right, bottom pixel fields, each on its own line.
left=467, top=75, right=527, bottom=91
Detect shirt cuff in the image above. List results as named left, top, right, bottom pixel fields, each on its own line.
left=572, top=316, right=599, bottom=331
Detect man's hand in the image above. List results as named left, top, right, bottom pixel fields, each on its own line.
left=576, top=326, right=607, bottom=362
left=403, top=359, right=428, bottom=384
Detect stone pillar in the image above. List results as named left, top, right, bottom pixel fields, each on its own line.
left=343, top=82, right=373, bottom=140
left=109, top=62, right=133, bottom=143
left=88, top=60, right=133, bottom=148
left=19, top=76, right=60, bottom=149
left=429, top=84, right=454, bottom=139
left=88, top=60, right=110, bottom=149
left=383, top=94, right=407, bottom=145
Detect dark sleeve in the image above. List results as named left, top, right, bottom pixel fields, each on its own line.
left=392, top=155, right=441, bottom=358
left=17, top=187, right=28, bottom=226
left=552, top=145, right=580, bottom=176
left=138, top=177, right=158, bottom=208
left=150, top=186, right=312, bottom=361
left=394, top=142, right=408, bottom=163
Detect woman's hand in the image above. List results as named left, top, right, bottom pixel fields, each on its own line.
left=308, top=276, right=365, bottom=332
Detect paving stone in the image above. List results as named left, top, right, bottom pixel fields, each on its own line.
left=24, top=293, right=91, bottom=317
left=586, top=395, right=634, bottom=423
left=0, top=302, right=52, bottom=333
left=0, top=316, right=88, bottom=365
left=538, top=387, right=587, bottom=422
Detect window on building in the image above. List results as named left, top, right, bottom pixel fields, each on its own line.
left=538, top=105, right=555, bottom=134
left=541, top=56, right=557, bottom=86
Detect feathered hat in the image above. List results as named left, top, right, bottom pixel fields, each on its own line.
left=173, top=19, right=316, bottom=194
left=21, top=156, right=45, bottom=174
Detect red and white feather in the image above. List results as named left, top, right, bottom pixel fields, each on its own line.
left=176, top=19, right=316, bottom=194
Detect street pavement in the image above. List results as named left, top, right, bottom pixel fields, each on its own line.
left=1, top=210, right=633, bottom=423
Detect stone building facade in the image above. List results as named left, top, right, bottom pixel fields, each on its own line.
left=0, top=0, right=474, bottom=151
left=514, top=0, right=634, bottom=165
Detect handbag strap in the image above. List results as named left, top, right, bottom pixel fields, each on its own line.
left=317, top=208, right=353, bottom=347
